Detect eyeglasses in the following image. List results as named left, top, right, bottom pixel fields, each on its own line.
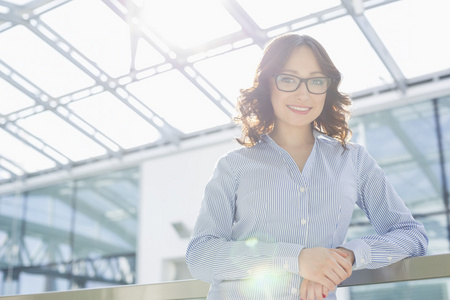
left=273, top=73, right=332, bottom=94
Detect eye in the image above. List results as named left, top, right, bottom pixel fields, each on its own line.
left=310, top=78, right=326, bottom=86
left=278, top=75, right=296, bottom=83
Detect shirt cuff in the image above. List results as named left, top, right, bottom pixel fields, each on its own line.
left=339, top=239, right=371, bottom=270
left=272, top=243, right=304, bottom=275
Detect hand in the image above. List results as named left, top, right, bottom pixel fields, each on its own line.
left=298, top=247, right=352, bottom=291
left=299, top=279, right=329, bottom=300
left=337, top=247, right=355, bottom=266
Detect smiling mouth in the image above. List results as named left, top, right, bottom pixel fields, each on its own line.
left=287, top=105, right=311, bottom=112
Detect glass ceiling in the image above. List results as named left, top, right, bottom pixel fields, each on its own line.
left=0, top=0, right=450, bottom=185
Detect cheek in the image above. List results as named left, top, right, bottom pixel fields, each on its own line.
left=315, top=95, right=327, bottom=110
left=269, top=85, right=282, bottom=108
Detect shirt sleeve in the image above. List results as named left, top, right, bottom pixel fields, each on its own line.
left=340, top=145, right=428, bottom=270
left=185, top=155, right=304, bottom=284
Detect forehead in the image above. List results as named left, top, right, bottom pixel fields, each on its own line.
left=282, top=46, right=323, bottom=74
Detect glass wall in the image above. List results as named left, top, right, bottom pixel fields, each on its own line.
left=345, top=95, right=450, bottom=299
left=0, top=167, right=139, bottom=295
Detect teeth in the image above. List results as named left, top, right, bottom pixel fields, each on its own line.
left=288, top=105, right=309, bottom=111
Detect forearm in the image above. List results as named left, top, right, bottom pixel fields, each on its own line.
left=186, top=235, right=304, bottom=284
left=340, top=226, right=428, bottom=270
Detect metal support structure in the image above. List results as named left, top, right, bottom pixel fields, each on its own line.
left=0, top=0, right=449, bottom=190
left=219, top=0, right=267, bottom=48
left=101, top=0, right=236, bottom=118
left=0, top=253, right=136, bottom=292
left=341, top=0, right=407, bottom=93
left=0, top=59, right=115, bottom=159
left=0, top=155, right=23, bottom=179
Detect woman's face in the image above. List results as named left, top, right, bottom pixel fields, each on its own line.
left=269, top=46, right=327, bottom=131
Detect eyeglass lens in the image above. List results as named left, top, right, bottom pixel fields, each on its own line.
left=275, top=74, right=330, bottom=94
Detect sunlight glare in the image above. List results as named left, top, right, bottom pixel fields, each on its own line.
left=142, top=0, right=241, bottom=49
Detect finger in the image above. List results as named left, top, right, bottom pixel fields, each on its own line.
left=318, top=277, right=336, bottom=292
left=325, top=270, right=344, bottom=286
left=307, top=281, right=316, bottom=300
left=332, top=261, right=351, bottom=282
left=300, top=278, right=308, bottom=300
left=332, top=252, right=353, bottom=277
left=331, top=248, right=348, bottom=258
left=322, top=286, right=330, bottom=298
left=314, top=281, right=323, bottom=300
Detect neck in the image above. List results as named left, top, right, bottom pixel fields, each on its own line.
left=269, top=123, right=315, bottom=148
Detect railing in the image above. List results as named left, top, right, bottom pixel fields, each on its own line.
left=0, top=253, right=449, bottom=300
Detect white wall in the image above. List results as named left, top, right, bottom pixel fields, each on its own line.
left=137, top=134, right=239, bottom=283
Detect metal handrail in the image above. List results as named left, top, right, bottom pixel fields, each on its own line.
left=1, top=253, right=449, bottom=300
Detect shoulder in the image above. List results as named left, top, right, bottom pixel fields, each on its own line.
left=314, top=132, right=360, bottom=155
left=221, top=139, right=271, bottom=163
left=315, top=134, right=369, bottom=170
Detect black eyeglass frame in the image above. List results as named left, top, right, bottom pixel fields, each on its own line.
left=273, top=73, right=334, bottom=95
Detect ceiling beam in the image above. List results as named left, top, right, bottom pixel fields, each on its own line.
left=342, top=0, right=407, bottom=93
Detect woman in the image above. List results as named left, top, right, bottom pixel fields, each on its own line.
left=186, top=34, right=428, bottom=300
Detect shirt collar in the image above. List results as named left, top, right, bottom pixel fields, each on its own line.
left=261, top=129, right=327, bottom=144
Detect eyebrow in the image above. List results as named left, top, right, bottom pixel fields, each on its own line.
left=281, top=69, right=325, bottom=76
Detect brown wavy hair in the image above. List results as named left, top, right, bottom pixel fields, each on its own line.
left=234, top=34, right=352, bottom=147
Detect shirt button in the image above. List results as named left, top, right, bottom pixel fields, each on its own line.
left=301, top=219, right=307, bottom=225
left=283, top=262, right=289, bottom=269
left=387, top=256, right=392, bottom=261
left=291, top=287, right=298, bottom=294
left=300, top=187, right=305, bottom=192
left=361, top=258, right=365, bottom=263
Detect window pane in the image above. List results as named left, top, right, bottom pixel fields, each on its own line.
left=41, top=1, right=138, bottom=77
left=0, top=25, right=95, bottom=97
left=418, top=214, right=450, bottom=255
left=126, top=70, right=231, bottom=133
left=194, top=45, right=262, bottom=104
left=142, top=0, right=241, bottom=49
left=366, top=0, right=450, bottom=78
left=0, top=78, right=35, bottom=115
left=350, top=100, right=444, bottom=214
left=294, top=16, right=394, bottom=94
left=24, top=184, right=73, bottom=266
left=438, top=96, right=450, bottom=191
left=68, top=92, right=161, bottom=149
left=237, top=0, right=341, bottom=29
left=17, top=111, right=107, bottom=162
left=0, top=193, right=24, bottom=269
left=349, top=277, right=450, bottom=300
left=73, top=168, right=139, bottom=260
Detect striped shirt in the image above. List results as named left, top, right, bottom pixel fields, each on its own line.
left=186, top=131, right=428, bottom=299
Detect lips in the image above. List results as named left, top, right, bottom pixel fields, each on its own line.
left=287, top=105, right=311, bottom=113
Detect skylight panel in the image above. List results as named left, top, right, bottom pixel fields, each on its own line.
left=0, top=78, right=35, bottom=115
left=293, top=16, right=394, bottom=94
left=40, top=1, right=142, bottom=78
left=365, top=0, right=450, bottom=78
left=0, top=128, right=56, bottom=173
left=0, top=169, right=11, bottom=181
left=2, top=0, right=33, bottom=5
left=237, top=0, right=341, bottom=29
left=134, top=38, right=166, bottom=70
left=16, top=111, right=107, bottom=162
left=68, top=92, right=161, bottom=149
left=0, top=25, right=95, bottom=98
left=142, top=0, right=242, bottom=49
left=193, top=45, right=262, bottom=105
left=125, top=70, right=231, bottom=134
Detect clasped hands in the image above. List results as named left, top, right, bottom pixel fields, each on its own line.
left=298, top=247, right=354, bottom=300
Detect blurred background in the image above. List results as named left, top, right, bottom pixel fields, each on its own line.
left=0, top=0, right=449, bottom=299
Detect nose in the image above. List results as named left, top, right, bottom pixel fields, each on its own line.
left=295, top=80, right=309, bottom=96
